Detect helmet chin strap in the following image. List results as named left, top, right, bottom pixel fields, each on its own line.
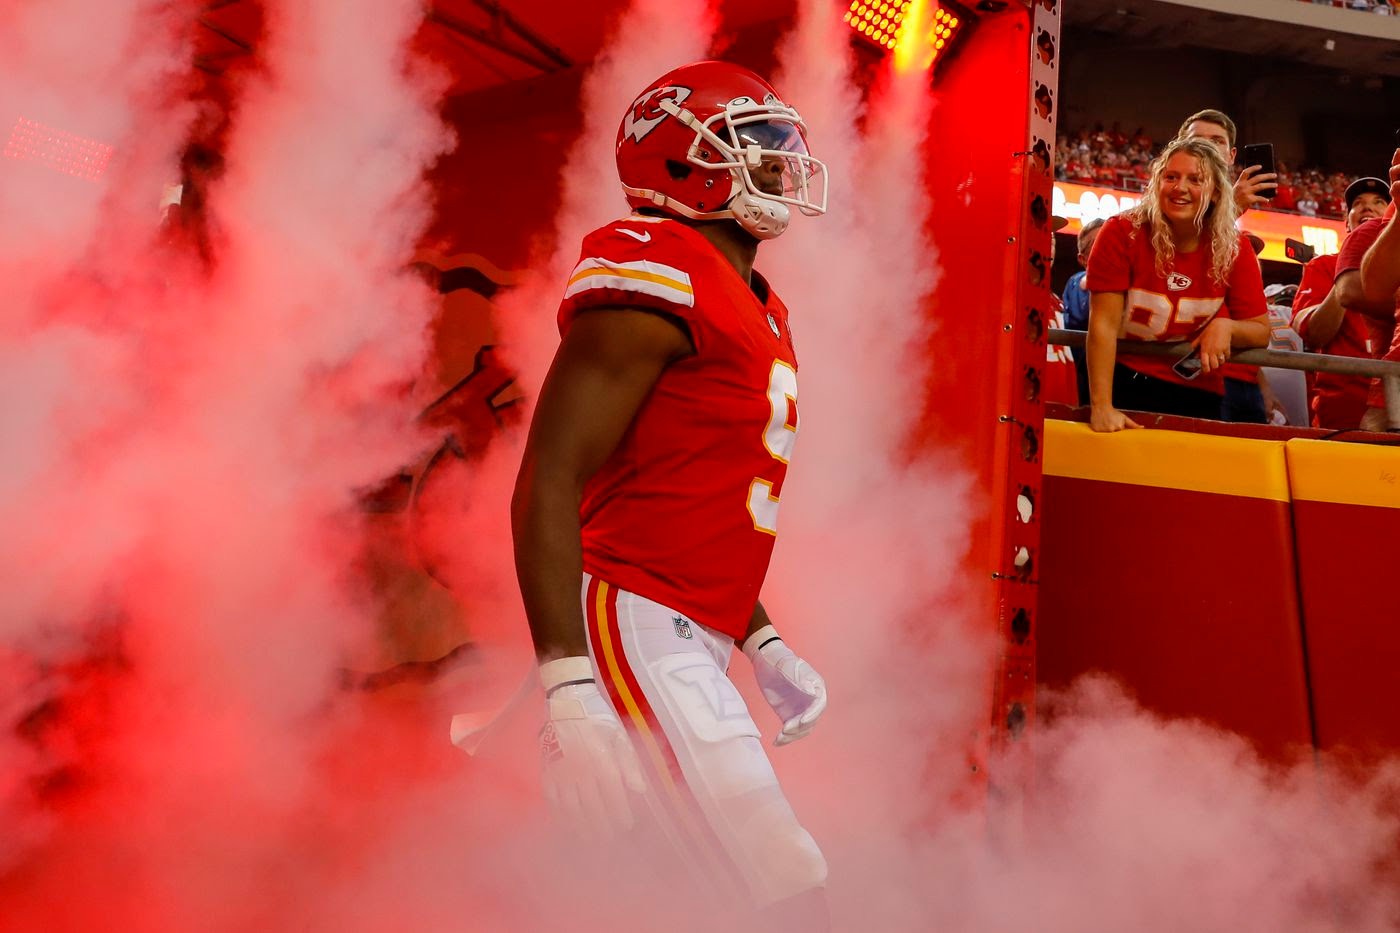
left=728, top=190, right=790, bottom=239
left=621, top=170, right=791, bottom=239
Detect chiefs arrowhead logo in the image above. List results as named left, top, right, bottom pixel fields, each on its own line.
left=622, top=85, right=692, bottom=143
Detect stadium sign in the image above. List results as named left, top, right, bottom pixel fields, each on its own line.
left=1052, top=181, right=1346, bottom=262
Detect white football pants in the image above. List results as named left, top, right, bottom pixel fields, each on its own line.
left=581, top=572, right=827, bottom=907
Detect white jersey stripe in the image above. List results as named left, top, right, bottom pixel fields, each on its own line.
left=564, top=257, right=695, bottom=308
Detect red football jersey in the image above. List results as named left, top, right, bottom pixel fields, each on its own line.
left=1290, top=253, right=1369, bottom=429
left=557, top=216, right=798, bottom=639
left=1086, top=215, right=1267, bottom=393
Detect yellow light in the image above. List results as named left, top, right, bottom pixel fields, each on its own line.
left=843, top=11, right=851, bottom=21
left=893, top=0, right=929, bottom=72
left=950, top=17, right=959, bottom=26
left=874, top=30, right=885, bottom=40
left=935, top=37, right=945, bottom=48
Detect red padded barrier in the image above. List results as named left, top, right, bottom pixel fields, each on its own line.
left=1286, top=439, right=1400, bottom=759
left=1037, top=422, right=1314, bottom=761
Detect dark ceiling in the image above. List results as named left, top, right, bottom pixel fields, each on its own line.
left=1062, top=0, right=1400, bottom=79
left=194, top=0, right=806, bottom=98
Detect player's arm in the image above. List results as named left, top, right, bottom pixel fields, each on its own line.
left=513, top=307, right=693, bottom=838
left=1086, top=290, right=1141, bottom=432
left=740, top=601, right=826, bottom=747
left=512, top=308, right=693, bottom=662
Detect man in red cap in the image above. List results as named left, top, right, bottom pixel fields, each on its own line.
left=1290, top=175, right=1392, bottom=429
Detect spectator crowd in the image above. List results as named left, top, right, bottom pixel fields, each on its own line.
left=1050, top=107, right=1400, bottom=435
left=1300, top=0, right=1400, bottom=14
left=1056, top=126, right=1358, bottom=220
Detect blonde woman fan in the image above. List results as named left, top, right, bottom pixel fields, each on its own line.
left=1086, top=137, right=1270, bottom=432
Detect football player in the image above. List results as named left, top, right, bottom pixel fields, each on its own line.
left=511, top=61, right=831, bottom=924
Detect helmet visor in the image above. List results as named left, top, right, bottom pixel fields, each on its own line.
left=732, top=118, right=810, bottom=155
left=729, top=118, right=826, bottom=214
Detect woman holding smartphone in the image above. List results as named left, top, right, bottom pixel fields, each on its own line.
left=1085, top=136, right=1270, bottom=432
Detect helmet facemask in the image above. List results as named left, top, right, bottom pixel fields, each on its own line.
left=656, top=95, right=828, bottom=239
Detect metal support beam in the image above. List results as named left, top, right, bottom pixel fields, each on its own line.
left=467, top=0, right=571, bottom=69
left=427, top=3, right=571, bottom=76
left=1049, top=328, right=1400, bottom=379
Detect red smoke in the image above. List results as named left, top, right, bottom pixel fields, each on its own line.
left=0, top=0, right=473, bottom=928
left=2, top=0, right=1398, bottom=931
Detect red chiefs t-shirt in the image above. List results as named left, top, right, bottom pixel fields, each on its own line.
left=557, top=216, right=798, bottom=639
left=1086, top=215, right=1267, bottom=393
left=1291, top=253, right=1370, bottom=429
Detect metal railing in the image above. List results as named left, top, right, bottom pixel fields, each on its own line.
left=1048, top=328, right=1400, bottom=429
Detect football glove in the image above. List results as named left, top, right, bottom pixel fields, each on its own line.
left=538, top=656, right=647, bottom=839
left=742, top=625, right=827, bottom=747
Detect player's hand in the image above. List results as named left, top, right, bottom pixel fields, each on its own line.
left=1234, top=165, right=1277, bottom=212
left=1089, top=404, right=1142, bottom=432
left=1194, top=318, right=1233, bottom=373
left=539, top=657, right=646, bottom=839
left=742, top=625, right=827, bottom=747
left=1389, top=148, right=1400, bottom=204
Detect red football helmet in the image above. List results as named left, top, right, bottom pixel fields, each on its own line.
left=615, top=60, right=827, bottom=239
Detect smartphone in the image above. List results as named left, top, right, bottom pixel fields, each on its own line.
left=1284, top=237, right=1315, bottom=264
left=1239, top=143, right=1277, bottom=197
left=1172, top=347, right=1204, bottom=381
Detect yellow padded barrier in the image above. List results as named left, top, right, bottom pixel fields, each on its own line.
left=1043, top=420, right=1291, bottom=501
left=1285, top=438, right=1400, bottom=510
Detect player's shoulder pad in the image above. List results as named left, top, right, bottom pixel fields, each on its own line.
left=579, top=214, right=699, bottom=256
left=567, top=216, right=704, bottom=310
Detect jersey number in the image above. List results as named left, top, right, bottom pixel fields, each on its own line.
left=1123, top=289, right=1224, bottom=339
left=747, top=361, right=798, bottom=536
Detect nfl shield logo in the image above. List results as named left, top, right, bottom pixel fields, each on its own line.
left=672, top=615, right=694, bottom=639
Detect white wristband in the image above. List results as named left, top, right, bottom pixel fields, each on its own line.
left=539, top=656, right=594, bottom=695
left=742, top=624, right=782, bottom=661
